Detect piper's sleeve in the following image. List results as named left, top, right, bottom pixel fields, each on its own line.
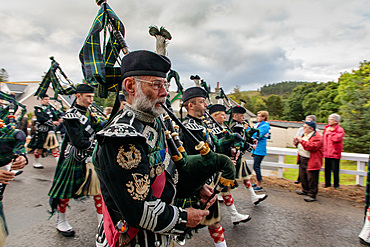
left=51, top=107, right=61, bottom=121
left=97, top=137, right=187, bottom=235
left=230, top=122, right=239, bottom=134
left=13, top=130, right=26, bottom=156
left=63, top=114, right=92, bottom=150
left=239, top=139, right=253, bottom=152
left=34, top=107, right=51, bottom=124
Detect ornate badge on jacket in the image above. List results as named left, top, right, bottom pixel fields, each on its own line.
left=117, top=144, right=142, bottom=170
left=126, top=173, right=150, bottom=201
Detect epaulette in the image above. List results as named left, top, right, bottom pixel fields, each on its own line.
left=34, top=105, right=45, bottom=110
left=63, top=108, right=80, bottom=120
left=229, top=120, right=242, bottom=129
left=97, top=110, right=145, bottom=140
left=211, top=124, right=223, bottom=135
left=233, top=123, right=244, bottom=129
left=183, top=118, right=204, bottom=131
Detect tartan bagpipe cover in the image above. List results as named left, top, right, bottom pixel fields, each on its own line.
left=79, top=3, right=124, bottom=97
left=34, top=61, right=75, bottom=98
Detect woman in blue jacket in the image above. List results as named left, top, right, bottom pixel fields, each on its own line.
left=251, top=111, right=270, bottom=191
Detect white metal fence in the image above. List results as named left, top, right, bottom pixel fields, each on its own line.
left=245, top=147, right=369, bottom=185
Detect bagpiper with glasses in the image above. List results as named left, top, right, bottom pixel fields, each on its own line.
left=93, top=50, right=215, bottom=247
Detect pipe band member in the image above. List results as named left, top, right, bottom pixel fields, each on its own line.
left=0, top=120, right=28, bottom=244
left=228, top=105, right=268, bottom=204
left=179, top=88, right=248, bottom=247
left=27, top=94, right=63, bottom=168
left=48, top=84, right=106, bottom=237
left=94, top=50, right=213, bottom=247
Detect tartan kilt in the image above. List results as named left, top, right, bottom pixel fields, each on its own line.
left=27, top=131, right=48, bottom=150
left=48, top=155, right=86, bottom=200
left=235, top=158, right=249, bottom=179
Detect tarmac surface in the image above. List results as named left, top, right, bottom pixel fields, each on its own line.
left=2, top=154, right=367, bottom=247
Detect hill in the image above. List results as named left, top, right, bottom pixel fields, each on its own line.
left=260, top=81, right=311, bottom=96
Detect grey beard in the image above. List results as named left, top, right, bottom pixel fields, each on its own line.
left=132, top=87, right=165, bottom=117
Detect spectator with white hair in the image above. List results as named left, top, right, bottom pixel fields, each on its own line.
left=323, top=113, right=345, bottom=189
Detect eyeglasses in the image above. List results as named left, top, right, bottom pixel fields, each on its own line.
left=134, top=78, right=169, bottom=90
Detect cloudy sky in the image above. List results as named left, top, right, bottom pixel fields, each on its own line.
left=1, top=0, right=370, bottom=93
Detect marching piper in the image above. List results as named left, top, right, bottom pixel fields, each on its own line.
left=93, top=50, right=215, bottom=247
left=228, top=106, right=268, bottom=204
left=0, top=119, right=28, bottom=245
left=48, top=84, right=106, bottom=237
left=180, top=89, right=250, bottom=247
left=27, top=94, right=63, bottom=169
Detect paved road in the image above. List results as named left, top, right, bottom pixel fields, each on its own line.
left=2, top=154, right=366, bottom=247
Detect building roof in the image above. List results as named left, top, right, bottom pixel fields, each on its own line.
left=4, top=83, right=28, bottom=94
left=59, top=94, right=75, bottom=107
left=0, top=82, right=30, bottom=99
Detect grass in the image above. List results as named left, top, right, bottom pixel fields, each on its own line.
left=282, top=155, right=366, bottom=186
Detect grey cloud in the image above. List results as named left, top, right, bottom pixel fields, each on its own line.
left=1, top=0, right=370, bottom=93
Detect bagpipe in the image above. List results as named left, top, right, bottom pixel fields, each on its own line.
left=214, top=87, right=259, bottom=143
left=242, top=119, right=260, bottom=143
left=0, top=91, right=27, bottom=125
left=197, top=81, right=256, bottom=153
left=201, top=112, right=249, bottom=155
left=80, top=0, right=129, bottom=100
left=34, top=56, right=76, bottom=100
left=160, top=103, right=237, bottom=242
left=36, top=56, right=108, bottom=120
left=50, top=57, right=108, bottom=120
left=83, top=0, right=234, bottom=207
left=216, top=87, right=231, bottom=107
left=160, top=103, right=235, bottom=200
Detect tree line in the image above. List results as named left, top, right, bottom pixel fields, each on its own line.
left=230, top=61, right=370, bottom=153
left=260, top=81, right=310, bottom=96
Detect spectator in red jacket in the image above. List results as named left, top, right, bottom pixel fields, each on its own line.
left=293, top=121, right=323, bottom=202
left=323, top=113, right=345, bottom=189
